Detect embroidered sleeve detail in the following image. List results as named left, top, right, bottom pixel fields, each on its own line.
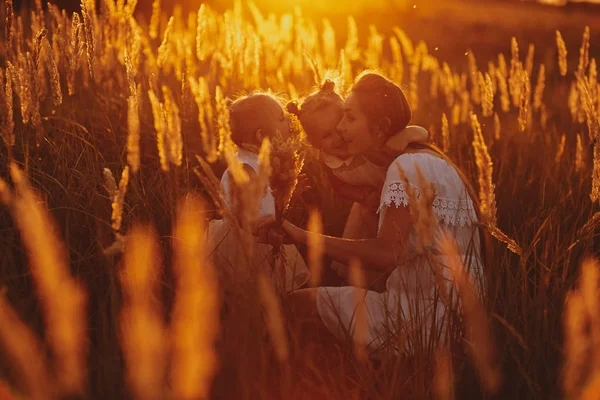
left=379, top=181, right=476, bottom=227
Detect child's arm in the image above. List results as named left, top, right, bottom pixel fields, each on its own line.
left=323, top=164, right=381, bottom=210
left=363, top=126, right=429, bottom=167
left=384, top=125, right=429, bottom=155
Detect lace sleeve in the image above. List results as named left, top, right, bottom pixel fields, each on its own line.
left=378, top=180, right=476, bottom=227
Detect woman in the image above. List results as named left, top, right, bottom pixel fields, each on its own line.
left=256, top=72, right=485, bottom=354
left=288, top=80, right=429, bottom=288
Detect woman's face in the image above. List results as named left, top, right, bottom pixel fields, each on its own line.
left=336, top=91, right=377, bottom=156
left=303, top=105, right=349, bottom=158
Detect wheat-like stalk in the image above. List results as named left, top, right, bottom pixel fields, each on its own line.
left=2, top=66, right=15, bottom=148
left=440, top=234, right=501, bottom=394
left=576, top=134, right=585, bottom=173
left=3, top=164, right=88, bottom=396
left=493, top=112, right=501, bottom=141
left=555, top=134, right=566, bottom=164
left=471, top=113, right=497, bottom=225
left=170, top=196, right=220, bottom=399
left=120, top=225, right=167, bottom=400
left=149, top=0, right=160, bottom=39
left=556, top=30, right=568, bottom=77
left=348, top=258, right=368, bottom=362
left=533, top=64, right=546, bottom=111
left=43, top=37, right=62, bottom=107
left=157, top=16, right=174, bottom=68
left=258, top=274, right=289, bottom=362
left=81, top=0, right=96, bottom=82
left=433, top=347, right=454, bottom=400
left=578, top=26, right=591, bottom=76
left=525, top=43, right=535, bottom=77
left=307, top=209, right=324, bottom=287
left=518, top=71, right=530, bottom=132
left=148, top=89, right=170, bottom=171
left=441, top=112, right=450, bottom=152
left=162, top=85, right=183, bottom=167
left=0, top=296, right=53, bottom=400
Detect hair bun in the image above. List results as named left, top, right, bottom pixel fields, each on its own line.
left=286, top=101, right=301, bottom=116
left=320, top=79, right=336, bottom=93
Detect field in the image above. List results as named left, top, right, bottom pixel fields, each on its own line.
left=1, top=0, right=600, bottom=399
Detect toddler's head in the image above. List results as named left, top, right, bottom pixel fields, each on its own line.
left=288, top=80, right=348, bottom=157
left=229, top=93, right=290, bottom=149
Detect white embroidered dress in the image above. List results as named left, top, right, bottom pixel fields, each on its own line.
left=316, top=153, right=483, bottom=353
left=206, top=149, right=310, bottom=292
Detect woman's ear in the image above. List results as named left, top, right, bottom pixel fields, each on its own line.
left=375, top=117, right=392, bottom=144
left=255, top=128, right=266, bottom=143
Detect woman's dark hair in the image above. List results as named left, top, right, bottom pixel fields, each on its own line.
left=350, top=72, right=412, bottom=141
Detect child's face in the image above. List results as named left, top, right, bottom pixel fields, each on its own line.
left=261, top=97, right=291, bottom=140
left=304, top=105, right=349, bottom=158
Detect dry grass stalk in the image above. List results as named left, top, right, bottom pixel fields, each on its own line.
left=157, top=16, right=174, bottom=68
left=480, top=72, right=494, bottom=117
left=0, top=296, right=53, bottom=400
left=170, top=196, right=220, bottom=399
left=149, top=0, right=160, bottom=39
left=348, top=258, right=368, bottom=362
left=120, top=225, right=167, bottom=400
left=555, top=134, right=566, bottom=164
left=581, top=259, right=600, bottom=370
left=578, top=26, right=591, bottom=76
left=162, top=85, right=183, bottom=167
left=471, top=113, right=497, bottom=225
left=518, top=71, right=530, bottom=132
left=148, top=89, right=170, bottom=171
left=533, top=64, right=545, bottom=111
left=126, top=48, right=141, bottom=173
left=81, top=0, right=96, bottom=82
left=441, top=113, right=450, bottom=152
left=307, top=209, right=324, bottom=287
left=258, top=274, right=289, bottom=362
left=4, top=163, right=87, bottom=396
left=5, top=0, right=14, bottom=59
left=189, top=76, right=217, bottom=163
left=114, top=166, right=129, bottom=231
left=193, top=156, right=228, bottom=216
left=43, top=37, right=62, bottom=107
left=467, top=51, right=481, bottom=105
left=67, top=12, right=84, bottom=95
left=2, top=66, right=15, bottom=148
left=575, top=71, right=600, bottom=142
left=495, top=68, right=510, bottom=112
left=556, top=30, right=568, bottom=76
left=576, top=134, right=585, bottom=173
left=440, top=234, right=501, bottom=394
left=525, top=43, right=535, bottom=77
left=562, top=290, right=590, bottom=397
left=433, top=347, right=454, bottom=400
left=414, top=166, right=436, bottom=254
left=493, top=112, right=501, bottom=141
left=215, top=86, right=231, bottom=157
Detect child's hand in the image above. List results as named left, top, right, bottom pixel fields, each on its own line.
left=324, top=166, right=380, bottom=209
left=384, top=125, right=429, bottom=155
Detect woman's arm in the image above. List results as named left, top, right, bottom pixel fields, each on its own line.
left=257, top=205, right=413, bottom=273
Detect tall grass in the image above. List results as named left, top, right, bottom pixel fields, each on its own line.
left=0, top=0, right=599, bottom=399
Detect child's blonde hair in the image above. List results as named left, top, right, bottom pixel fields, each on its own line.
left=287, top=80, right=344, bottom=132
left=229, top=92, right=284, bottom=147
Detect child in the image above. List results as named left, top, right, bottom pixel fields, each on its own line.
left=205, top=93, right=310, bottom=293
